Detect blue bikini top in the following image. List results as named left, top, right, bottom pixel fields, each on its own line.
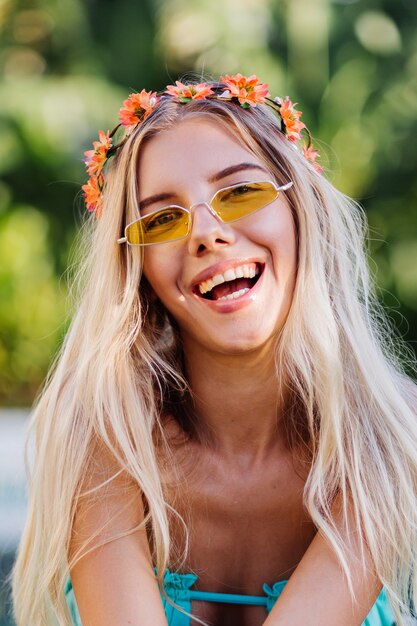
left=64, top=568, right=395, bottom=626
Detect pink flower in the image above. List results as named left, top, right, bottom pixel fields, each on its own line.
left=220, top=73, right=270, bottom=107
left=165, top=81, right=214, bottom=101
left=302, top=143, right=323, bottom=173
left=119, top=90, right=159, bottom=127
left=84, top=130, right=112, bottom=177
left=82, top=174, right=103, bottom=216
left=275, top=96, right=306, bottom=141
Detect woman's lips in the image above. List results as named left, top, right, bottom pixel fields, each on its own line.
left=192, top=263, right=265, bottom=313
left=192, top=262, right=263, bottom=297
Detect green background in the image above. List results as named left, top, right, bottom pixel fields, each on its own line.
left=0, top=0, right=416, bottom=623
left=1, top=0, right=416, bottom=406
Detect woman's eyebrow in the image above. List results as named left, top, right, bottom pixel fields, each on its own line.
left=139, top=163, right=268, bottom=211
left=207, top=162, right=268, bottom=183
left=139, top=192, right=175, bottom=211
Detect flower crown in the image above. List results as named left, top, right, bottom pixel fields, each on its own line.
left=82, top=73, right=322, bottom=217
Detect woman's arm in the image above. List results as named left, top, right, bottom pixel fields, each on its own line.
left=263, top=495, right=383, bottom=626
left=69, top=444, right=168, bottom=626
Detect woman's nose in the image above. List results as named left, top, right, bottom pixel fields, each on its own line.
left=186, top=202, right=236, bottom=256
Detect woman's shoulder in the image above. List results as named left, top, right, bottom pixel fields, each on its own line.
left=68, top=434, right=165, bottom=626
left=70, top=437, right=145, bottom=546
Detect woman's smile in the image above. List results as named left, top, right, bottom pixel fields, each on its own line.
left=139, top=118, right=297, bottom=354
left=192, top=259, right=263, bottom=300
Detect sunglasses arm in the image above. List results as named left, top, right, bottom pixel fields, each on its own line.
left=117, top=236, right=127, bottom=244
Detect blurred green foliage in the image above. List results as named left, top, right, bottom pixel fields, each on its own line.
left=0, top=0, right=416, bottom=406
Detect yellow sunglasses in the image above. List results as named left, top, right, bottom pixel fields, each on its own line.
left=117, top=180, right=293, bottom=246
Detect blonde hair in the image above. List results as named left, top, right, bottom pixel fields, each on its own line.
left=12, top=96, right=417, bottom=625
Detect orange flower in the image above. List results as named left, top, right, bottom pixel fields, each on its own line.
left=220, top=73, right=270, bottom=107
left=84, top=130, right=112, bottom=176
left=302, top=143, right=323, bottom=173
left=119, top=90, right=159, bottom=127
left=275, top=96, right=306, bottom=141
left=165, top=81, right=214, bottom=101
left=82, top=174, right=103, bottom=216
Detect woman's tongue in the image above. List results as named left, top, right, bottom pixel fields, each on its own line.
left=210, top=277, right=252, bottom=301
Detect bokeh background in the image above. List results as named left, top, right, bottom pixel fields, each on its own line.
left=0, top=0, right=416, bottom=624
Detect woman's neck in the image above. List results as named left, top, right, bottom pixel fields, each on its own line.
left=181, top=338, right=289, bottom=462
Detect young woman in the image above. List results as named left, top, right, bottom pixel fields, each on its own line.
left=12, top=74, right=417, bottom=626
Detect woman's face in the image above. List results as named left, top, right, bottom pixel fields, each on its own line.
left=139, top=118, right=297, bottom=356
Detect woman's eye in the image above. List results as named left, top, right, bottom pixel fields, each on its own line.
left=231, top=184, right=252, bottom=196
left=222, top=184, right=259, bottom=202
left=146, top=210, right=182, bottom=230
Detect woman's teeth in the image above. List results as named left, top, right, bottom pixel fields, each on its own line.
left=217, top=287, right=251, bottom=301
left=198, top=263, right=259, bottom=295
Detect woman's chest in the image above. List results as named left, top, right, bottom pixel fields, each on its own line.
left=163, top=448, right=316, bottom=625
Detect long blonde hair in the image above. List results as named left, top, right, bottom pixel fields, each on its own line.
left=12, top=96, right=417, bottom=625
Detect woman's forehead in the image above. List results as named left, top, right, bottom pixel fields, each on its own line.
left=137, top=118, right=264, bottom=191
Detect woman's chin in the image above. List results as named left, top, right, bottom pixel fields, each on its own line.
left=182, top=325, right=280, bottom=358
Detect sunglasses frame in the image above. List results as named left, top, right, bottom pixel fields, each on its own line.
left=117, top=179, right=293, bottom=246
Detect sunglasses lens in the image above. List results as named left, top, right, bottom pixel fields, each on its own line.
left=125, top=207, right=190, bottom=245
left=212, top=181, right=279, bottom=222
